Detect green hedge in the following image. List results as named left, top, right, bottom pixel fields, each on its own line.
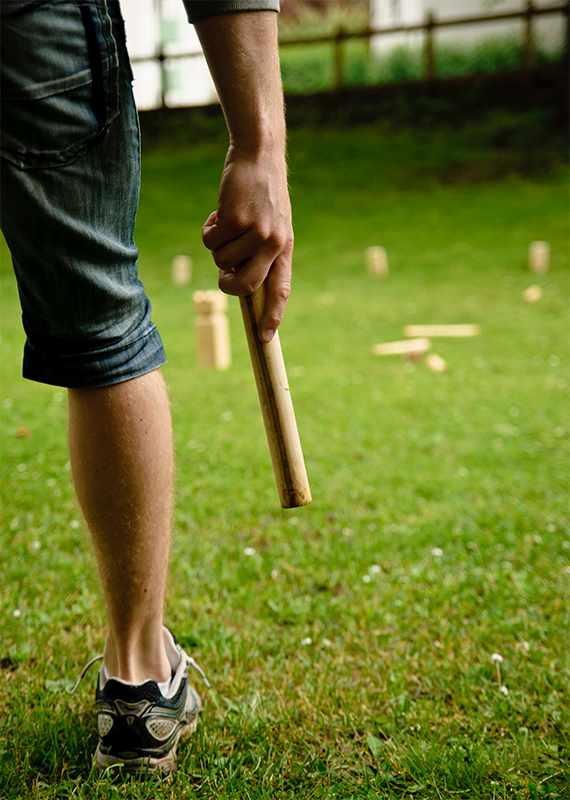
left=279, top=34, right=566, bottom=94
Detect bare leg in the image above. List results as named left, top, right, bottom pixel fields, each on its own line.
left=68, top=369, right=173, bottom=684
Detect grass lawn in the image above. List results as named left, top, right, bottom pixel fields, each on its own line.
left=1, top=111, right=568, bottom=798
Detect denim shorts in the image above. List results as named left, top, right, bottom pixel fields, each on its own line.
left=0, top=0, right=167, bottom=388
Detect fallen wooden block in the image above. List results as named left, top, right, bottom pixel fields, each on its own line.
left=528, top=241, right=550, bottom=274
left=426, top=353, right=448, bottom=373
left=365, top=246, right=389, bottom=278
left=372, top=337, right=431, bottom=356
left=403, top=324, right=481, bottom=338
left=523, top=284, right=543, bottom=304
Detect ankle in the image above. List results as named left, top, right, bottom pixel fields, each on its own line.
left=103, top=627, right=172, bottom=684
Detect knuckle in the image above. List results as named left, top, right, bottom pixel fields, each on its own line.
left=232, top=212, right=251, bottom=232
left=275, top=282, right=291, bottom=302
left=268, top=229, right=288, bottom=252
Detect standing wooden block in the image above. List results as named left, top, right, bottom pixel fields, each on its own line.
left=371, top=337, right=431, bottom=356
left=403, top=324, right=480, bottom=338
left=172, top=254, right=193, bottom=285
left=365, top=246, right=389, bottom=278
left=193, top=290, right=231, bottom=370
left=523, top=284, right=543, bottom=304
left=528, top=241, right=550, bottom=274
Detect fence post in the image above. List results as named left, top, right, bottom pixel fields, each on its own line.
left=334, top=27, right=344, bottom=92
left=158, top=49, right=166, bottom=109
left=424, top=13, right=435, bottom=81
left=523, top=0, right=535, bottom=72
left=565, top=0, right=570, bottom=67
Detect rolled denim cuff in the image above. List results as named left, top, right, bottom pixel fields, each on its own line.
left=183, top=1, right=279, bottom=24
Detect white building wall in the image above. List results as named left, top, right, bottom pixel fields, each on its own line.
left=119, top=0, right=217, bottom=110
left=370, top=0, right=565, bottom=54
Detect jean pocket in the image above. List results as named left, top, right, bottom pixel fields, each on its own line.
left=0, top=1, right=120, bottom=170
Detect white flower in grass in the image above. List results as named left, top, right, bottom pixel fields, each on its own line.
left=13, top=609, right=21, bottom=618
left=322, top=639, right=332, bottom=648
left=31, top=540, right=41, bottom=551
left=500, top=686, right=509, bottom=696
left=362, top=574, right=372, bottom=583
left=270, top=569, right=279, bottom=579
left=243, top=547, right=256, bottom=556
left=301, top=637, right=312, bottom=646
left=370, top=564, right=382, bottom=574
left=491, top=653, right=503, bottom=663
left=431, top=547, right=443, bottom=558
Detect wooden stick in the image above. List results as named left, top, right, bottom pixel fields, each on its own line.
left=240, top=287, right=312, bottom=509
left=371, top=337, right=431, bottom=356
left=403, top=324, right=481, bottom=338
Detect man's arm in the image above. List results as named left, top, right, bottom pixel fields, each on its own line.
left=192, top=10, right=292, bottom=343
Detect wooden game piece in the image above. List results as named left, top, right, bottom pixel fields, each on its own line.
left=371, top=337, right=431, bottom=356
left=426, top=353, right=448, bottom=373
left=365, top=246, right=389, bottom=278
left=172, top=254, right=192, bottom=285
left=240, top=286, right=312, bottom=509
left=523, top=284, right=543, bottom=304
left=403, top=324, right=481, bottom=338
left=193, top=290, right=231, bottom=370
left=528, top=241, right=550, bottom=274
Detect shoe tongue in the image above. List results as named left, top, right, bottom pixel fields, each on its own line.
left=157, top=672, right=174, bottom=698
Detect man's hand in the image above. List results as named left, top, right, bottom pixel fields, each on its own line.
left=195, top=11, right=292, bottom=342
left=202, top=144, right=292, bottom=343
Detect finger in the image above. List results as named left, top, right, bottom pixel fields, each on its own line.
left=218, top=251, right=271, bottom=297
left=257, top=251, right=292, bottom=342
left=211, top=228, right=279, bottom=273
left=201, top=211, right=217, bottom=241
left=202, top=213, right=249, bottom=252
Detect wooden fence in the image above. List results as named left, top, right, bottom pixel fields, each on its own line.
left=135, top=1, right=569, bottom=105
left=279, top=0, right=569, bottom=91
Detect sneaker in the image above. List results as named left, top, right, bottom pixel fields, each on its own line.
left=92, top=628, right=209, bottom=777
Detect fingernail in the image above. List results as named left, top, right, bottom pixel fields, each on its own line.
left=260, top=329, right=274, bottom=343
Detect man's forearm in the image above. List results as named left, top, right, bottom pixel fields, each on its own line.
left=194, top=11, right=285, bottom=157
left=192, top=10, right=292, bottom=342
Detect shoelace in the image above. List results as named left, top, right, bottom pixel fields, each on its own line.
left=70, top=654, right=104, bottom=694
left=70, top=652, right=211, bottom=694
left=185, top=655, right=211, bottom=688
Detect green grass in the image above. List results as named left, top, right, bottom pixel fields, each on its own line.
left=1, top=112, right=569, bottom=798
